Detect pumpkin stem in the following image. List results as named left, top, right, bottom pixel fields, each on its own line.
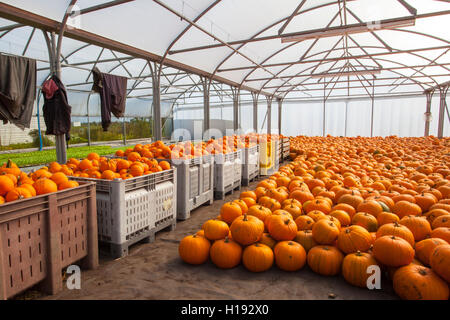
left=224, top=236, right=230, bottom=243
left=355, top=250, right=362, bottom=256
left=6, top=159, right=12, bottom=168
left=418, top=268, right=427, bottom=276
left=243, top=214, right=248, bottom=222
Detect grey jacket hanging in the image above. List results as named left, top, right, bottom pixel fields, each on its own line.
left=91, top=67, right=127, bottom=131
left=0, top=53, right=37, bottom=129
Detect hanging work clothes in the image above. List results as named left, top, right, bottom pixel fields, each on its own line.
left=91, top=67, right=127, bottom=131
left=42, top=75, right=72, bottom=137
left=0, top=53, right=36, bottom=129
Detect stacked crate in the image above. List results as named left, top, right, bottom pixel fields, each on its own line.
left=72, top=169, right=176, bottom=258
left=161, top=155, right=214, bottom=220
left=0, top=182, right=98, bottom=299
left=241, top=145, right=260, bottom=186
left=213, top=151, right=240, bottom=200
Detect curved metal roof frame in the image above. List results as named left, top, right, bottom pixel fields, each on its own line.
left=0, top=0, right=449, bottom=105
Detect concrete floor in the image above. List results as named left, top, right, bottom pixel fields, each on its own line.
left=41, top=178, right=398, bottom=300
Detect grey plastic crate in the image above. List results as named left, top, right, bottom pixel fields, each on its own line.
left=157, top=155, right=214, bottom=220
left=242, top=145, right=260, bottom=186
left=71, top=169, right=176, bottom=258
left=213, top=151, right=239, bottom=200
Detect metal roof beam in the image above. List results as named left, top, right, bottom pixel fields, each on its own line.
left=73, top=0, right=136, bottom=16
left=278, top=0, right=307, bottom=35
left=218, top=45, right=450, bottom=72
left=169, top=10, right=449, bottom=55
left=0, top=2, right=273, bottom=97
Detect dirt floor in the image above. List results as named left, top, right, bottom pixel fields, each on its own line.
left=42, top=179, right=398, bottom=300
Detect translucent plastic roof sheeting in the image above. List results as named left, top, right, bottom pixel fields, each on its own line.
left=0, top=0, right=449, bottom=104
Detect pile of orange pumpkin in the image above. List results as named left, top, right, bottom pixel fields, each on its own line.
left=63, top=151, right=171, bottom=180
left=115, top=136, right=268, bottom=161
left=179, top=135, right=450, bottom=300
left=0, top=160, right=80, bottom=204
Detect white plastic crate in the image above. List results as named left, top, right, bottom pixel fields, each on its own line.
left=242, top=145, right=260, bottom=186
left=233, top=149, right=242, bottom=189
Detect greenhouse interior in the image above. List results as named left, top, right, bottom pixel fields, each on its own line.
left=0, top=0, right=449, bottom=303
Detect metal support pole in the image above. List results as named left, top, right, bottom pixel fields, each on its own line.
left=344, top=100, right=348, bottom=137
left=150, top=61, right=162, bottom=141
left=323, top=84, right=326, bottom=137
left=51, top=31, right=67, bottom=164
left=277, top=98, right=282, bottom=135
left=371, top=77, right=375, bottom=137
left=86, top=93, right=91, bottom=146
left=201, top=76, right=211, bottom=133
left=232, top=87, right=240, bottom=131
left=266, top=96, right=273, bottom=135
left=437, top=86, right=449, bottom=139
left=122, top=117, right=126, bottom=145
left=424, top=89, right=434, bottom=136
left=252, top=92, right=258, bottom=133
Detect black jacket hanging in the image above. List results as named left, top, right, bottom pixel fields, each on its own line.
left=0, top=53, right=36, bottom=129
left=91, top=67, right=127, bottom=131
left=42, top=75, right=72, bottom=137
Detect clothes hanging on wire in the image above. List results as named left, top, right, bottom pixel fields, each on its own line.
left=42, top=75, right=72, bottom=138
left=91, top=67, right=127, bottom=131
left=0, top=53, right=36, bottom=129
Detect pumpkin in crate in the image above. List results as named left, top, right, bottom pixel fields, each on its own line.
left=5, top=187, right=33, bottom=202
left=230, top=214, right=264, bottom=246
left=274, top=241, right=306, bottom=271
left=307, top=245, right=344, bottom=276
left=178, top=234, right=210, bottom=265
left=337, top=225, right=373, bottom=254
left=0, top=159, right=21, bottom=176
left=0, top=175, right=15, bottom=196
left=242, top=243, right=274, bottom=272
left=33, top=178, right=58, bottom=195
left=372, top=236, right=414, bottom=267
left=58, top=180, right=79, bottom=190
left=342, top=251, right=379, bottom=288
left=209, top=237, right=242, bottom=269
left=393, top=265, right=449, bottom=300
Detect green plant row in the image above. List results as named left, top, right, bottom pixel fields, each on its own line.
left=0, top=145, right=130, bottom=167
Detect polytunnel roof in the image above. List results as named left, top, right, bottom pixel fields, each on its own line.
left=0, top=0, right=450, bottom=103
